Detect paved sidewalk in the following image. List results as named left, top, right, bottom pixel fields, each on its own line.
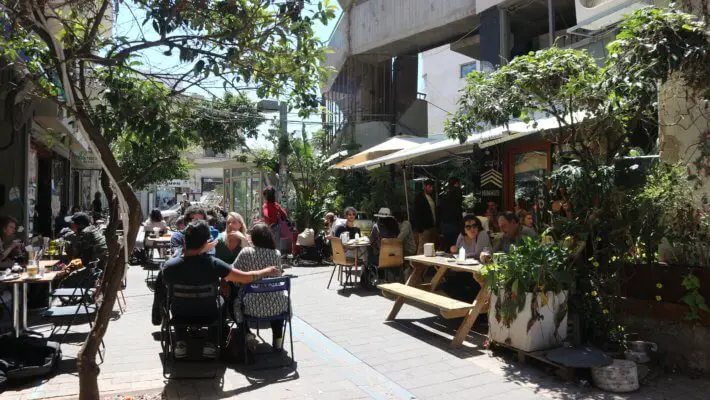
left=1, top=263, right=709, bottom=399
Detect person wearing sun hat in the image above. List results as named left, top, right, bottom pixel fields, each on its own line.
left=369, top=207, right=400, bottom=262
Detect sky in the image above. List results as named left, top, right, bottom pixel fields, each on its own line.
left=113, top=1, right=343, bottom=151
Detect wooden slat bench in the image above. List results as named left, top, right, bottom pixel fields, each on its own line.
left=379, top=283, right=473, bottom=319
left=380, top=255, right=491, bottom=347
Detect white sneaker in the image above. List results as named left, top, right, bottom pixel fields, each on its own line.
left=174, top=341, right=188, bottom=359
left=202, top=342, right=218, bottom=359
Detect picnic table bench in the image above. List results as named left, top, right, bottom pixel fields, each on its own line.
left=379, top=255, right=491, bottom=347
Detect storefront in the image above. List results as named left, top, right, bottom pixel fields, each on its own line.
left=223, top=169, right=269, bottom=223
left=70, top=149, right=103, bottom=212
left=28, top=139, right=71, bottom=237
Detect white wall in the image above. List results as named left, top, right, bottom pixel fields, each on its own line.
left=659, top=76, right=710, bottom=203
left=421, top=44, right=478, bottom=136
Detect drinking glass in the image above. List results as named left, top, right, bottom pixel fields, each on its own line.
left=480, top=247, right=492, bottom=264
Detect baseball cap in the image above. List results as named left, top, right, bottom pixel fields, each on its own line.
left=66, top=212, right=92, bottom=227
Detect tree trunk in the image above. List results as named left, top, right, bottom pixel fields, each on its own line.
left=75, top=116, right=142, bottom=400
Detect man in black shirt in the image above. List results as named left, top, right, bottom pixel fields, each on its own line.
left=162, top=220, right=279, bottom=359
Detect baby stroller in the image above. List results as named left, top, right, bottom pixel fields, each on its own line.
left=294, top=230, right=329, bottom=266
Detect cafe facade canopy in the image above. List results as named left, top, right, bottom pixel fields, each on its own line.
left=353, top=114, right=587, bottom=170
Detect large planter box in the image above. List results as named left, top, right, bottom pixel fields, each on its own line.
left=488, top=290, right=568, bottom=352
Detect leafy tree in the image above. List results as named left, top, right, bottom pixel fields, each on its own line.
left=0, top=1, right=335, bottom=397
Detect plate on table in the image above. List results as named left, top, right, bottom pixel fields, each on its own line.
left=0, top=273, right=20, bottom=281
left=455, top=259, right=478, bottom=266
left=435, top=251, right=447, bottom=256
left=24, top=274, right=43, bottom=281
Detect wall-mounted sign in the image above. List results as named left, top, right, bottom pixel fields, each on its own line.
left=481, top=169, right=503, bottom=188
left=72, top=150, right=102, bottom=169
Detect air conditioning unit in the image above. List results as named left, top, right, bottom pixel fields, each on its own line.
left=574, top=0, right=648, bottom=32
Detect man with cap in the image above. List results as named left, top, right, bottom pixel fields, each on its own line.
left=65, top=212, right=108, bottom=268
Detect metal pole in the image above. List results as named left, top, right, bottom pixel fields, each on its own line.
left=548, top=0, right=556, bottom=47
left=403, top=167, right=410, bottom=221
left=278, top=102, right=288, bottom=205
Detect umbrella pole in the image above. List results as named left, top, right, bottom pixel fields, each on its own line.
left=403, top=167, right=410, bottom=221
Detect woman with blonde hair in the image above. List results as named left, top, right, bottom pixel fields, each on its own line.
left=214, top=212, right=250, bottom=264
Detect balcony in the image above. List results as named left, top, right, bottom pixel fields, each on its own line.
left=325, top=0, right=478, bottom=90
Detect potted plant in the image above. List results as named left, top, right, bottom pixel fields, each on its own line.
left=483, top=236, right=574, bottom=352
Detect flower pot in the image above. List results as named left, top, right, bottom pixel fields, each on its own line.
left=591, top=359, right=639, bottom=393
left=488, top=290, right=568, bottom=352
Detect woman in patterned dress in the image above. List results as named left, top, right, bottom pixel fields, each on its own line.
left=232, top=223, right=288, bottom=351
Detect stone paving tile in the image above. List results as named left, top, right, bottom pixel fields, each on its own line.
left=4, top=263, right=710, bottom=399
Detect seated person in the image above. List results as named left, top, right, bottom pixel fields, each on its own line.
left=144, top=208, right=168, bottom=235
left=330, top=206, right=361, bottom=240
left=162, top=220, right=279, bottom=359
left=232, top=223, right=289, bottom=352
left=449, top=215, right=491, bottom=259
left=395, top=212, right=417, bottom=257
left=494, top=211, right=539, bottom=253
left=170, top=206, right=207, bottom=257
left=369, top=208, right=400, bottom=263
left=215, top=212, right=250, bottom=265
left=442, top=215, right=491, bottom=303
left=0, top=216, right=22, bottom=269
left=65, top=212, right=107, bottom=269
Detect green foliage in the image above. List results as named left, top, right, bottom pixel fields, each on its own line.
left=483, top=237, right=573, bottom=294
left=90, top=70, right=262, bottom=189
left=288, top=131, right=335, bottom=229
left=681, top=273, right=710, bottom=320
left=446, top=47, right=605, bottom=155
left=483, top=237, right=573, bottom=326
left=448, top=5, right=710, bottom=347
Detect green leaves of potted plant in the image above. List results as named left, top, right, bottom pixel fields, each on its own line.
left=482, top=236, right=573, bottom=351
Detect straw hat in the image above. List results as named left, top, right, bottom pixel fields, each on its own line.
left=374, top=208, right=393, bottom=218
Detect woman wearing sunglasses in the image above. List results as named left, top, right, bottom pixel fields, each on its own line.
left=449, top=215, right=491, bottom=260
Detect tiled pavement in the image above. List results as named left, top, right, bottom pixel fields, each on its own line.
left=2, top=263, right=710, bottom=399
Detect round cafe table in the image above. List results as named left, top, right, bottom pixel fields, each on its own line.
left=342, top=239, right=370, bottom=285
left=2, top=267, right=58, bottom=337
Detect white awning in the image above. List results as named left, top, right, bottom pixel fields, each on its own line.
left=330, top=135, right=433, bottom=170
left=355, top=115, right=583, bottom=170
left=197, top=158, right=255, bottom=170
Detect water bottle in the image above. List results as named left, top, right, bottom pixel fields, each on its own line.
left=458, top=246, right=466, bottom=261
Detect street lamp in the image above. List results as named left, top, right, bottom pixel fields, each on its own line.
left=257, top=99, right=288, bottom=203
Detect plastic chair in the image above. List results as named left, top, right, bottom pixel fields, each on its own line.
left=241, top=276, right=294, bottom=369
left=161, top=281, right=222, bottom=379
left=145, top=238, right=171, bottom=291
left=377, top=238, right=404, bottom=283
left=327, top=238, right=357, bottom=289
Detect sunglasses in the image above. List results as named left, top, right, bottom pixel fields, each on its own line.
left=464, top=224, right=478, bottom=230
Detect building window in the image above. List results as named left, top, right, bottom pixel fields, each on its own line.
left=460, top=61, right=478, bottom=78
left=203, top=148, right=225, bottom=158
left=201, top=177, right=223, bottom=193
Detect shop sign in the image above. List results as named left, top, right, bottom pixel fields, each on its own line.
left=72, top=151, right=101, bottom=169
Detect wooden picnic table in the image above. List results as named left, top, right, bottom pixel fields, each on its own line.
left=380, top=254, right=490, bottom=347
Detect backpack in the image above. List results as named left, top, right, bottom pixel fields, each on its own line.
left=0, top=334, right=61, bottom=383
